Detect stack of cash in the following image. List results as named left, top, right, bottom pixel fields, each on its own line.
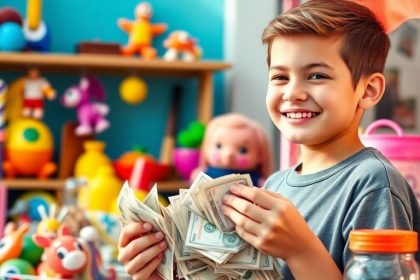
left=118, top=172, right=283, bottom=280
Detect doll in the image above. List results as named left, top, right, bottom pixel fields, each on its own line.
left=22, top=67, right=56, bottom=119
left=191, top=113, right=273, bottom=186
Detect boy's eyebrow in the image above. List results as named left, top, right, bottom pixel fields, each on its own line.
left=270, top=62, right=334, bottom=71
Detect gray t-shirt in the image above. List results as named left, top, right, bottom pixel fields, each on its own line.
left=264, top=147, right=420, bottom=279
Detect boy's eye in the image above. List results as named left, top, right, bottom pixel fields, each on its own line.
left=308, top=73, right=327, bottom=80
left=272, top=75, right=288, bottom=81
left=238, top=146, right=248, bottom=154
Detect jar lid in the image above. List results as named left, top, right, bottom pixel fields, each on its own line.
left=349, top=229, right=418, bottom=253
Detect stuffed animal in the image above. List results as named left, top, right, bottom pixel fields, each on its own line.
left=118, top=2, right=167, bottom=59
left=163, top=30, right=202, bottom=62
left=0, top=223, right=29, bottom=264
left=61, top=76, right=110, bottom=136
left=33, top=225, right=87, bottom=279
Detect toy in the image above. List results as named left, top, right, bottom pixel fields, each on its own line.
left=33, top=225, right=88, bottom=278
left=0, top=22, right=25, bottom=51
left=0, top=223, right=29, bottom=264
left=0, top=184, right=6, bottom=239
left=3, top=118, right=56, bottom=179
left=113, top=145, right=155, bottom=180
left=79, top=226, right=117, bottom=280
left=37, top=204, right=68, bottom=239
left=75, top=140, right=112, bottom=180
left=117, top=2, right=167, bottom=59
left=0, top=258, right=35, bottom=277
left=23, top=0, right=51, bottom=51
left=61, top=76, right=110, bottom=136
left=163, top=30, right=202, bottom=62
left=191, top=113, right=274, bottom=186
left=173, top=121, right=206, bottom=180
left=22, top=68, right=56, bottom=119
left=119, top=76, right=148, bottom=105
left=0, top=7, right=23, bottom=26
left=8, top=191, right=57, bottom=222
left=19, top=235, right=44, bottom=266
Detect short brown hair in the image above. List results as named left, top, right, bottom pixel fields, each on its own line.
left=262, top=0, right=390, bottom=86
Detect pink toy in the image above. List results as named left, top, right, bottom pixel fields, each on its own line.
left=163, top=30, right=202, bottom=62
left=0, top=184, right=6, bottom=239
left=61, top=76, right=110, bottom=136
left=0, top=223, right=29, bottom=264
left=33, top=225, right=88, bottom=279
left=191, top=113, right=274, bottom=186
left=361, top=119, right=420, bottom=200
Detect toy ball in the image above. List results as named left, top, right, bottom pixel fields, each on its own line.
left=0, top=258, right=35, bottom=277
left=0, top=8, right=23, bottom=26
left=119, top=76, right=148, bottom=105
left=19, top=235, right=44, bottom=266
left=0, top=22, right=25, bottom=51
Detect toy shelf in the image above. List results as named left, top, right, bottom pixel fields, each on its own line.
left=0, top=52, right=231, bottom=123
left=0, top=179, right=66, bottom=203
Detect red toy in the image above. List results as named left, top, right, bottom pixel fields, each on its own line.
left=33, top=225, right=87, bottom=279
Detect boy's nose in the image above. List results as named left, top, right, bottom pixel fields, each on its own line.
left=282, top=81, right=308, bottom=102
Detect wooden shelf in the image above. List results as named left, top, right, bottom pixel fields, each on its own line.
left=0, top=179, right=65, bottom=190
left=0, top=52, right=231, bottom=76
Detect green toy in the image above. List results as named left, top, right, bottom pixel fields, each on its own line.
left=19, top=235, right=44, bottom=266
left=176, top=121, right=205, bottom=148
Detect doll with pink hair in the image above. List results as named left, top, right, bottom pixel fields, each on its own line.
left=191, top=113, right=273, bottom=186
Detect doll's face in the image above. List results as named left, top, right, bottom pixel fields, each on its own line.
left=205, top=126, right=260, bottom=170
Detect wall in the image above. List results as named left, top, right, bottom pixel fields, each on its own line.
left=1, top=0, right=225, bottom=160
left=224, top=0, right=280, bottom=168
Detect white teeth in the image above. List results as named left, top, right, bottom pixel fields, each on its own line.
left=286, top=112, right=317, bottom=119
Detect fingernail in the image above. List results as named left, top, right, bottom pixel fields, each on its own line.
left=143, top=223, right=152, bottom=230
left=155, top=232, right=163, bottom=239
left=159, top=241, right=167, bottom=249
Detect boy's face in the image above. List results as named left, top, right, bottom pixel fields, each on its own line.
left=205, top=126, right=260, bottom=171
left=266, top=35, right=365, bottom=146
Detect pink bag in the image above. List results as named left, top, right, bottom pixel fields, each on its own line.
left=361, top=119, right=420, bottom=201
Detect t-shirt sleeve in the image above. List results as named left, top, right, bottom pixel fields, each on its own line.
left=341, top=187, right=413, bottom=265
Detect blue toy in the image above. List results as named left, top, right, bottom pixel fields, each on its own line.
left=0, top=22, right=25, bottom=51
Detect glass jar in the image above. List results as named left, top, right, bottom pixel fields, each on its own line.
left=344, top=229, right=419, bottom=280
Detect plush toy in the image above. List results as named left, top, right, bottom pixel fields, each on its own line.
left=33, top=225, right=88, bottom=279
left=0, top=223, right=29, bottom=264
left=22, top=68, right=56, bottom=119
left=61, top=76, right=110, bottom=136
left=163, top=30, right=202, bottom=62
left=191, top=113, right=274, bottom=186
left=118, top=2, right=167, bottom=59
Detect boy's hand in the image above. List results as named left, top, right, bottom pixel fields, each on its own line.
left=221, top=185, right=317, bottom=261
left=118, top=222, right=167, bottom=280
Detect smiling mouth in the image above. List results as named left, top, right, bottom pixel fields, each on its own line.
left=282, top=112, right=320, bottom=119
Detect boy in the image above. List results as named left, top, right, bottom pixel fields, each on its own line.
left=117, top=1, right=420, bottom=279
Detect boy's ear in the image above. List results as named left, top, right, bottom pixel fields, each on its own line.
left=358, top=73, right=385, bottom=109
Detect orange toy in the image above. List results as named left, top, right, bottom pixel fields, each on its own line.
left=117, top=2, right=167, bottom=59
left=3, top=118, right=56, bottom=179
left=0, top=223, right=29, bottom=264
left=163, top=30, right=202, bottom=62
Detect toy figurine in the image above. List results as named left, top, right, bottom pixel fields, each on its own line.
left=61, top=76, right=110, bottom=136
left=117, top=2, right=167, bottom=59
left=191, top=113, right=274, bottom=186
left=163, top=30, right=202, bottom=62
left=22, top=68, right=55, bottom=119
left=0, top=223, right=29, bottom=264
left=33, top=225, right=88, bottom=279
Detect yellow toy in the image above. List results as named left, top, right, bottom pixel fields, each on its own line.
left=117, top=2, right=167, bottom=59
left=163, top=30, right=202, bottom=62
left=3, top=118, right=56, bottom=178
left=119, top=76, right=148, bottom=105
left=37, top=204, right=68, bottom=239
